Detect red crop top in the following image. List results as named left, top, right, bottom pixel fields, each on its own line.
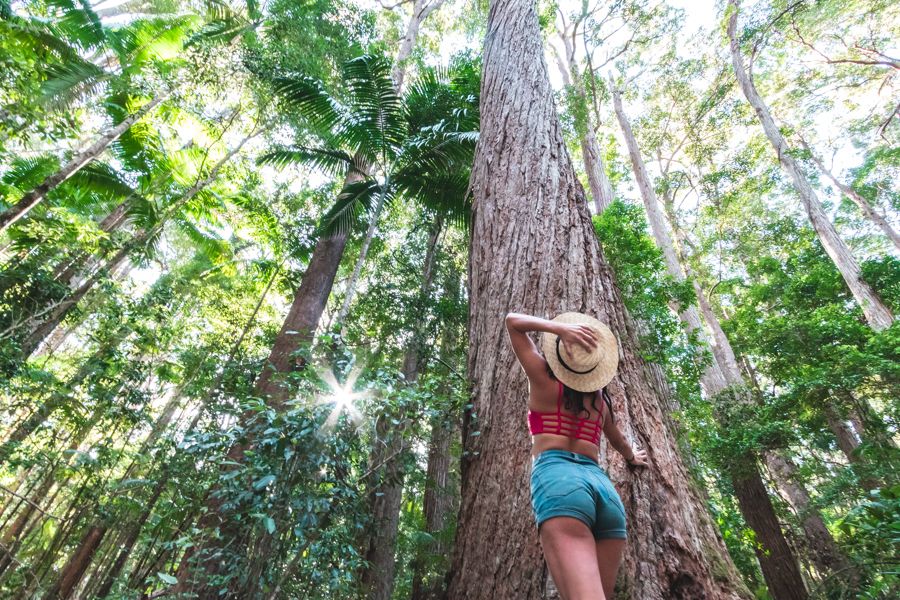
left=528, top=382, right=604, bottom=445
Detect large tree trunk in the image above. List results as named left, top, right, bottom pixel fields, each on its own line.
left=0, top=93, right=168, bottom=234
left=447, top=1, right=751, bottom=598
left=727, top=0, right=893, bottom=332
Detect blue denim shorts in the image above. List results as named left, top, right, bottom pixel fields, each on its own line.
left=530, top=450, right=627, bottom=540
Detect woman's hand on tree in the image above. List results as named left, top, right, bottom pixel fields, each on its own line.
left=626, top=448, right=649, bottom=468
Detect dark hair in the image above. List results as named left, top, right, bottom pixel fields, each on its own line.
left=546, top=364, right=614, bottom=422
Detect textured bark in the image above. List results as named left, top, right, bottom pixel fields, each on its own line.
left=447, top=1, right=751, bottom=598
left=765, top=452, right=855, bottom=579
left=360, top=415, right=408, bottom=600
left=0, top=93, right=168, bottom=234
left=612, top=89, right=729, bottom=396
left=727, top=0, right=893, bottom=332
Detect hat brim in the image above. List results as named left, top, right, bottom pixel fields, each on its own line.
left=541, top=312, right=619, bottom=393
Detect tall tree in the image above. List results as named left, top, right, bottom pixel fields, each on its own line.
left=447, top=0, right=751, bottom=598
left=726, top=0, right=894, bottom=332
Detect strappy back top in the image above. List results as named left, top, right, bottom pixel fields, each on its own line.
left=528, top=382, right=604, bottom=445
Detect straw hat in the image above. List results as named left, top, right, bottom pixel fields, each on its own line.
left=541, top=312, right=619, bottom=392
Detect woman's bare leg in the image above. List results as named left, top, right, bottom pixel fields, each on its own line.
left=539, top=516, right=605, bottom=600
left=595, top=538, right=626, bottom=599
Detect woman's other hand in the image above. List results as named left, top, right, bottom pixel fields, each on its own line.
left=626, top=448, right=649, bottom=468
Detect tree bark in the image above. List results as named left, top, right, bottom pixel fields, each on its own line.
left=729, top=459, right=808, bottom=600
left=42, top=525, right=107, bottom=600
left=410, top=412, right=456, bottom=600
left=0, top=93, right=169, bottom=234
left=447, top=1, right=751, bottom=598
left=727, top=0, right=893, bottom=332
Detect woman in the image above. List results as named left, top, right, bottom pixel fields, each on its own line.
left=506, top=311, right=648, bottom=600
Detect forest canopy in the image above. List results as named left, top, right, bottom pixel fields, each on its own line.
left=0, top=0, right=897, bottom=599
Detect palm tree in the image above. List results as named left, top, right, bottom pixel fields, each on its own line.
left=259, top=54, right=478, bottom=336
left=0, top=0, right=200, bottom=233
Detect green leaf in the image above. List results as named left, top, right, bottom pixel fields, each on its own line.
left=253, top=474, right=276, bottom=490
left=157, top=572, right=178, bottom=585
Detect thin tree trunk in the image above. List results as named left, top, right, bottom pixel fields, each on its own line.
left=42, top=525, right=107, bottom=600
left=0, top=93, right=169, bottom=234
left=391, top=0, right=449, bottom=90
left=611, top=88, right=729, bottom=395
left=360, top=217, right=442, bottom=600
left=448, top=1, right=751, bottom=598
left=729, top=458, right=808, bottom=600
left=617, top=86, right=809, bottom=599
left=764, top=452, right=855, bottom=579
left=410, top=413, right=455, bottom=600
left=727, top=0, right=893, bottom=332
left=16, top=134, right=254, bottom=360
left=92, top=475, right=168, bottom=599
left=552, top=40, right=614, bottom=214
left=335, top=191, right=387, bottom=327
left=800, top=139, right=900, bottom=251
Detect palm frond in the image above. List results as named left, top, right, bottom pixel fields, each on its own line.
left=256, top=146, right=357, bottom=178
left=40, top=59, right=111, bottom=110
left=63, top=161, right=136, bottom=201
left=397, top=130, right=479, bottom=176
left=271, top=76, right=348, bottom=141
left=393, top=164, right=472, bottom=229
left=343, top=54, right=405, bottom=162
left=1, top=156, right=62, bottom=196
left=316, top=178, right=383, bottom=237
left=46, top=0, right=107, bottom=51
left=107, top=16, right=197, bottom=68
